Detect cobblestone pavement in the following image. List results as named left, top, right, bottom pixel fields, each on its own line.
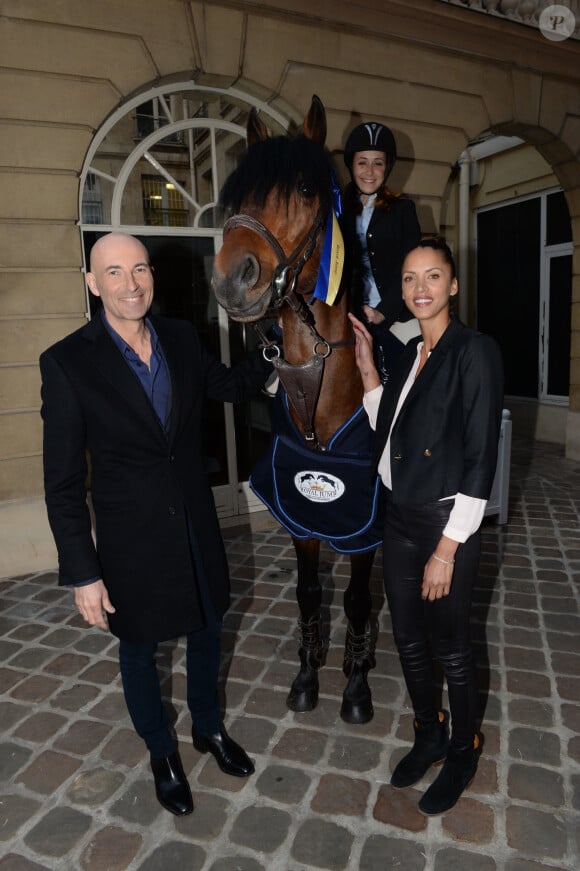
left=1, top=437, right=580, bottom=871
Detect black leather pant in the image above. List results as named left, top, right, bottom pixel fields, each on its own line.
left=383, top=496, right=480, bottom=749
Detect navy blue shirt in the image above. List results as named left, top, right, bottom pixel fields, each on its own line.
left=102, top=310, right=172, bottom=431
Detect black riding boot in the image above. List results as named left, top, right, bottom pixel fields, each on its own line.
left=340, top=622, right=376, bottom=724
left=390, top=711, right=449, bottom=788
left=286, top=615, right=324, bottom=712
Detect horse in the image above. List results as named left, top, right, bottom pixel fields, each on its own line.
left=212, top=95, right=382, bottom=724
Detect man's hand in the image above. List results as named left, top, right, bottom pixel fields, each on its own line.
left=74, top=579, right=116, bottom=631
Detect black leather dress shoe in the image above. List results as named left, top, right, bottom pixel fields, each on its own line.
left=192, top=727, right=255, bottom=777
left=150, top=751, right=193, bottom=816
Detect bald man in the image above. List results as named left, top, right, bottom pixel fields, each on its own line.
left=40, top=233, right=271, bottom=815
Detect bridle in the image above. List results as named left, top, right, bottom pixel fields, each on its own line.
left=222, top=200, right=352, bottom=449
left=222, top=201, right=327, bottom=307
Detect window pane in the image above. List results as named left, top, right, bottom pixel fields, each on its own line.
left=477, top=200, right=541, bottom=397
left=546, top=192, right=572, bottom=245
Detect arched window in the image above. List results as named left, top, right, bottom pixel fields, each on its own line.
left=79, top=82, right=288, bottom=234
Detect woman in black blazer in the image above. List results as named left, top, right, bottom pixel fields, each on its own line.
left=340, top=122, right=421, bottom=382
left=349, top=236, right=503, bottom=815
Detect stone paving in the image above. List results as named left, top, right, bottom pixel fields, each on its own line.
left=1, top=436, right=580, bottom=871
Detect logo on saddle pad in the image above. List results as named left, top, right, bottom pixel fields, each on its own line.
left=294, top=470, right=345, bottom=503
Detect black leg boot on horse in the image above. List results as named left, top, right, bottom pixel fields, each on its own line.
left=340, top=551, right=376, bottom=724
left=287, top=539, right=325, bottom=712
left=286, top=614, right=324, bottom=711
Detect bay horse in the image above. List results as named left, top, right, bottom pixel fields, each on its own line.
left=212, top=95, right=382, bottom=724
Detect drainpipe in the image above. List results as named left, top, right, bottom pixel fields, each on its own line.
left=457, top=151, right=471, bottom=323
left=456, top=135, right=524, bottom=323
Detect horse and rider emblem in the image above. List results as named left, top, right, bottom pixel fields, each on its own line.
left=294, top=470, right=345, bottom=503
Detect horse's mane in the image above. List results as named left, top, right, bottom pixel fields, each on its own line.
left=220, top=134, right=333, bottom=214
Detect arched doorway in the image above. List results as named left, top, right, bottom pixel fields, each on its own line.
left=79, top=82, right=289, bottom=518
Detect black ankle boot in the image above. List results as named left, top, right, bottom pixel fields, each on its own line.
left=390, top=711, right=449, bottom=788
left=418, top=735, right=481, bottom=815
left=287, top=615, right=323, bottom=712
left=340, top=622, right=376, bottom=724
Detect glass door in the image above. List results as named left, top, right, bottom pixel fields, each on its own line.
left=476, top=189, right=572, bottom=404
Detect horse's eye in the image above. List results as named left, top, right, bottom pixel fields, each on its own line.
left=297, top=180, right=317, bottom=198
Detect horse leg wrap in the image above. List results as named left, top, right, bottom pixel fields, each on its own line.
left=340, top=622, right=376, bottom=724
left=286, top=615, right=323, bottom=712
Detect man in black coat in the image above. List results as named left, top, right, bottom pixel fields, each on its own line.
left=40, top=232, right=272, bottom=816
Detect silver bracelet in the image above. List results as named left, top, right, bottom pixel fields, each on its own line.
left=432, top=553, right=455, bottom=566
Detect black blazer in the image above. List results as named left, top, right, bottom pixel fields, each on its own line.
left=40, top=313, right=270, bottom=643
left=340, top=196, right=421, bottom=328
left=373, top=318, right=504, bottom=506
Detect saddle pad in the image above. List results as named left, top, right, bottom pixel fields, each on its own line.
left=251, top=438, right=384, bottom=554
left=251, top=394, right=383, bottom=552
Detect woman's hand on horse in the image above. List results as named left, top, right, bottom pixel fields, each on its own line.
left=348, top=313, right=381, bottom=390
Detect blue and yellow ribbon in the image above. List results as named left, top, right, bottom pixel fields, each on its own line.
left=312, top=209, right=344, bottom=306
left=312, top=177, right=344, bottom=306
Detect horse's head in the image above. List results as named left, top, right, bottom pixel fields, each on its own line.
left=212, top=95, right=333, bottom=322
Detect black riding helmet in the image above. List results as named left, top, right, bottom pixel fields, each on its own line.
left=343, top=122, right=397, bottom=176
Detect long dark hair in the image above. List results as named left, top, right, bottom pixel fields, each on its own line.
left=342, top=180, right=402, bottom=215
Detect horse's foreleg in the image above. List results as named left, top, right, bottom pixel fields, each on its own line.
left=341, top=548, right=377, bottom=725
left=343, top=549, right=376, bottom=633
left=287, top=538, right=323, bottom=713
left=295, top=537, right=322, bottom=618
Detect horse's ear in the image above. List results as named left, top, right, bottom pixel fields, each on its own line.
left=302, top=94, right=326, bottom=147
left=247, top=107, right=270, bottom=146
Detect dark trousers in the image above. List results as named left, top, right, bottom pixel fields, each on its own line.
left=382, top=497, right=480, bottom=750
left=118, top=526, right=222, bottom=759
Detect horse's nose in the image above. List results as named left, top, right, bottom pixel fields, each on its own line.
left=212, top=251, right=263, bottom=312
left=235, top=253, right=260, bottom=292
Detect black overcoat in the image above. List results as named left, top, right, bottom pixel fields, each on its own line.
left=40, top=313, right=270, bottom=643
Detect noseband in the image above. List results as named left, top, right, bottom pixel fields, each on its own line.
left=222, top=202, right=327, bottom=306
